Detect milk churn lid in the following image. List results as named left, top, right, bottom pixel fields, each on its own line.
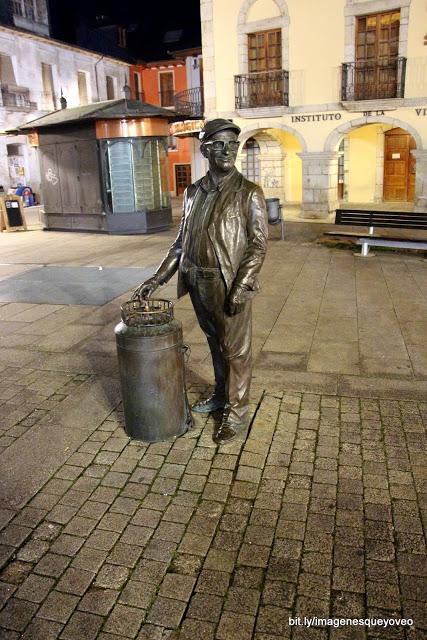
left=121, top=298, right=174, bottom=327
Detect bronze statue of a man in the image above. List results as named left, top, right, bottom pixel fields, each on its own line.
left=135, top=118, right=268, bottom=444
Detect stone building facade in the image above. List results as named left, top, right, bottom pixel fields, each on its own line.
left=0, top=11, right=129, bottom=199
left=201, top=0, right=427, bottom=217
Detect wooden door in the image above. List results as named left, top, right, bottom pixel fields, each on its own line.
left=175, top=164, right=191, bottom=196
left=160, top=72, right=174, bottom=107
left=77, top=141, right=102, bottom=213
left=58, top=143, right=80, bottom=213
left=39, top=144, right=62, bottom=213
left=355, top=11, right=400, bottom=99
left=383, top=128, right=416, bottom=202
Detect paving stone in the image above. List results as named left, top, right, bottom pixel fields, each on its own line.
left=16, top=539, right=49, bottom=563
left=187, top=592, right=223, bottom=622
left=37, top=590, right=79, bottom=623
left=132, top=559, right=168, bottom=585
left=85, top=529, right=120, bottom=552
left=224, top=586, right=261, bottom=615
left=71, top=547, right=108, bottom=573
left=50, top=534, right=85, bottom=557
left=119, top=580, right=156, bottom=609
left=158, top=573, right=196, bottom=601
left=131, top=509, right=162, bottom=528
left=60, top=611, right=103, bottom=640
left=95, top=564, right=129, bottom=590
left=169, top=553, right=203, bottom=576
left=179, top=619, right=215, bottom=640
left=262, top=580, right=295, bottom=609
left=0, top=597, right=38, bottom=631
left=56, top=567, right=94, bottom=596
left=195, top=569, right=230, bottom=596
left=78, top=587, right=119, bottom=616
left=108, top=543, right=142, bottom=568
left=15, top=573, right=55, bottom=603
left=46, top=505, right=78, bottom=526
left=145, top=596, right=186, bottom=627
left=103, top=603, right=146, bottom=636
left=63, top=517, right=97, bottom=537
left=21, top=618, right=64, bottom=639
left=217, top=610, right=256, bottom=640
left=143, top=539, right=177, bottom=563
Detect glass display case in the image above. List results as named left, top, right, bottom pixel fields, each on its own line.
left=101, top=137, right=170, bottom=215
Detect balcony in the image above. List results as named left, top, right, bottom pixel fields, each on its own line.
left=0, top=85, right=37, bottom=111
left=234, top=70, right=289, bottom=109
left=341, top=57, right=406, bottom=102
left=173, top=87, right=204, bottom=118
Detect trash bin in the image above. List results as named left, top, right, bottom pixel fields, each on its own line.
left=266, top=197, right=282, bottom=225
left=115, top=298, right=192, bottom=442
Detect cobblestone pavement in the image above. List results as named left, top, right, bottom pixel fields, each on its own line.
left=0, top=222, right=426, bottom=639
left=0, top=380, right=426, bottom=640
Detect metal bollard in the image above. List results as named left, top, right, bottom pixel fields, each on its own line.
left=115, top=298, right=192, bottom=442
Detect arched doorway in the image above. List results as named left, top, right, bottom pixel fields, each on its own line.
left=383, top=128, right=416, bottom=201
left=238, top=127, right=303, bottom=204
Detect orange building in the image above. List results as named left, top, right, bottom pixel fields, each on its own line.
left=129, top=60, right=192, bottom=196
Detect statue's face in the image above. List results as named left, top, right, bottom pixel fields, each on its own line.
left=202, top=130, right=239, bottom=174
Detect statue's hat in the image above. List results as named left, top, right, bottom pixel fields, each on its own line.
left=199, top=118, right=241, bottom=142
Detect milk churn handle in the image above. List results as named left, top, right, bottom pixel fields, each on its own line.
left=182, top=344, right=191, bottom=363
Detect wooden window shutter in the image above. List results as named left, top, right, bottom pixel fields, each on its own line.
left=248, top=29, right=281, bottom=73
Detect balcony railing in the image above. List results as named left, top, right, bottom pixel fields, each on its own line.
left=0, top=85, right=37, bottom=110
left=341, top=57, right=406, bottom=101
left=173, top=86, right=204, bottom=117
left=235, top=70, right=289, bottom=109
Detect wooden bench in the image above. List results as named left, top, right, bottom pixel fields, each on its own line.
left=325, top=209, right=427, bottom=256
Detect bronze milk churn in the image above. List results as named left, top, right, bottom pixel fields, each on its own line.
left=115, top=298, right=192, bottom=442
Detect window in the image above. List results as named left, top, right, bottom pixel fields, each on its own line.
left=159, top=72, right=174, bottom=107
left=11, top=1, right=23, bottom=16
left=24, top=0, right=35, bottom=20
left=175, top=164, right=191, bottom=195
left=354, top=10, right=401, bottom=99
left=356, top=11, right=400, bottom=64
left=241, top=138, right=260, bottom=184
left=168, top=135, right=177, bottom=151
left=41, top=62, right=55, bottom=110
left=77, top=71, right=88, bottom=105
left=0, top=54, right=17, bottom=84
left=248, top=29, right=281, bottom=73
left=106, top=75, right=115, bottom=100
left=133, top=72, right=142, bottom=101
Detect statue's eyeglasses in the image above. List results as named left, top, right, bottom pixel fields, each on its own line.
left=203, top=140, right=240, bottom=153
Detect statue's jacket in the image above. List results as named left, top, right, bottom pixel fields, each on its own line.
left=156, top=169, right=268, bottom=297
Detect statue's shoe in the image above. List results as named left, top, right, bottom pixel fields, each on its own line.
left=191, top=396, right=225, bottom=414
left=213, top=419, right=244, bottom=445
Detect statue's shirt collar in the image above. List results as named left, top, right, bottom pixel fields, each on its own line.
left=201, top=168, right=238, bottom=193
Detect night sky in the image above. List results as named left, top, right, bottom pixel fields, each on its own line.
left=48, top=0, right=201, bottom=60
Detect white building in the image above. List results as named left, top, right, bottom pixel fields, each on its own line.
left=0, top=0, right=129, bottom=199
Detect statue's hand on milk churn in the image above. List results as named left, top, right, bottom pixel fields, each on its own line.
left=132, top=275, right=161, bottom=300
